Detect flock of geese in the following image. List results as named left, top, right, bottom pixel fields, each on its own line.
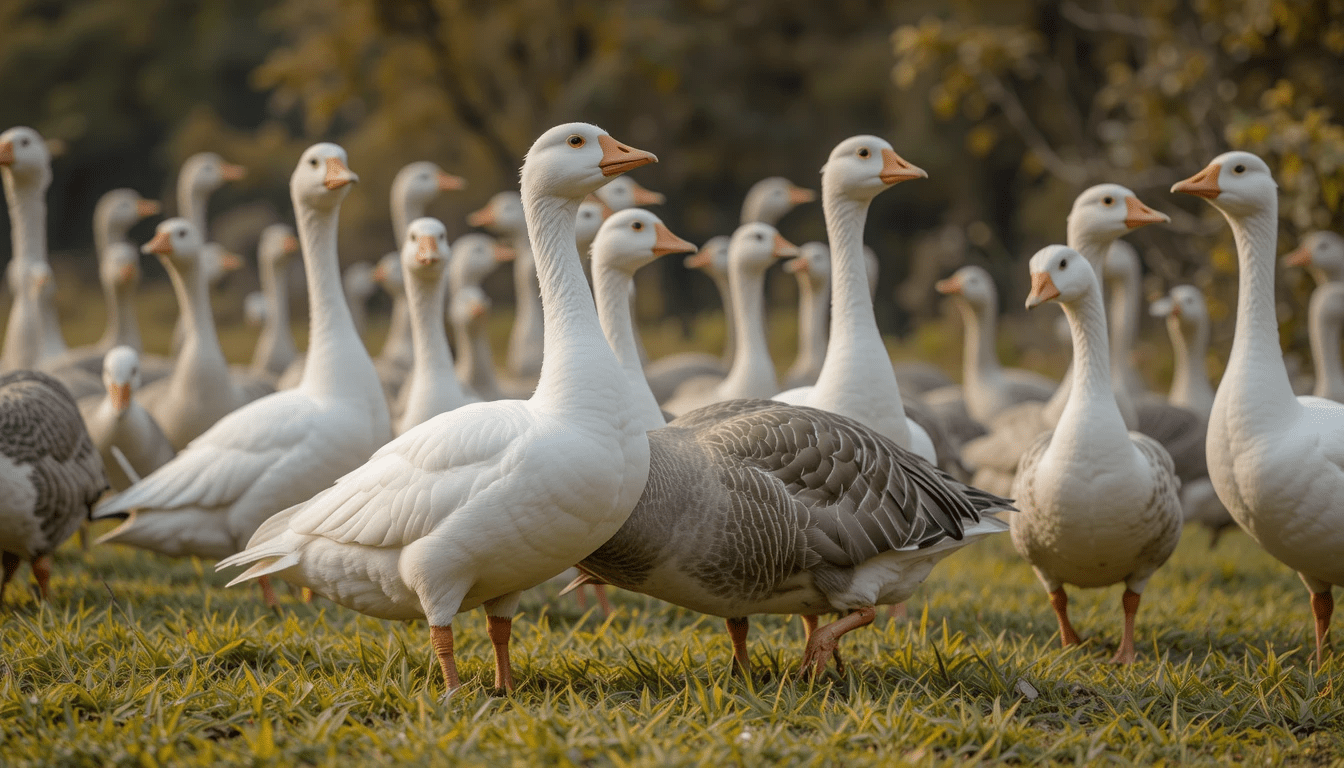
left=0, top=121, right=1341, bottom=696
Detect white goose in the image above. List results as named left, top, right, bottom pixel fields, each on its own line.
left=1305, top=283, right=1344, bottom=403
left=217, top=124, right=659, bottom=695
left=594, top=175, right=665, bottom=212
left=662, top=222, right=797, bottom=416
left=343, top=261, right=378, bottom=336
left=1174, top=151, right=1344, bottom=663
left=773, top=136, right=935, bottom=462
left=94, top=145, right=391, bottom=608
left=469, top=191, right=543, bottom=383
left=170, top=152, right=246, bottom=352
left=740, top=176, right=816, bottom=225
left=446, top=233, right=519, bottom=401
left=248, top=224, right=301, bottom=379
left=392, top=218, right=476, bottom=434
left=783, top=242, right=830, bottom=389
left=1012, top=245, right=1181, bottom=664
left=80, top=346, right=175, bottom=491
left=1284, top=231, right=1344, bottom=287
left=642, top=235, right=733, bottom=403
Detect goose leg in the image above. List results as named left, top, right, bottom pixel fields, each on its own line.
left=430, top=624, right=460, bottom=692
left=1048, top=588, right=1081, bottom=647
left=31, top=555, right=52, bottom=601
left=1311, top=589, right=1334, bottom=667
left=593, top=584, right=613, bottom=617
left=726, top=617, right=750, bottom=672
left=799, top=606, right=875, bottom=679
left=484, top=592, right=521, bottom=692
left=258, top=575, right=279, bottom=611
left=801, top=614, right=845, bottom=673
left=1109, top=590, right=1141, bottom=665
left=1, top=551, right=20, bottom=605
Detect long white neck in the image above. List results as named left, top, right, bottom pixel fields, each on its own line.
left=381, top=290, right=414, bottom=366
left=295, top=201, right=376, bottom=400
left=1309, top=290, right=1344, bottom=400
left=391, top=194, right=427, bottom=245
left=1217, top=202, right=1300, bottom=426
left=165, top=255, right=228, bottom=382
left=524, top=191, right=629, bottom=415
left=789, top=272, right=829, bottom=381
left=1050, top=280, right=1132, bottom=460
left=97, top=276, right=141, bottom=352
left=594, top=262, right=665, bottom=430
left=956, top=295, right=1004, bottom=393
left=255, top=256, right=297, bottom=370
left=1044, top=228, right=1122, bottom=424
left=719, top=259, right=777, bottom=397
left=5, top=169, right=48, bottom=276
left=506, top=233, right=544, bottom=378
left=455, top=313, right=500, bottom=398
left=2, top=169, right=58, bottom=368
left=406, top=269, right=464, bottom=401
left=178, top=183, right=210, bottom=240
left=1167, top=314, right=1213, bottom=416
left=1107, top=265, right=1142, bottom=394
left=711, top=271, right=736, bottom=365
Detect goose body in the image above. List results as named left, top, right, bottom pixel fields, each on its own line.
left=1174, top=151, right=1344, bottom=663
left=218, top=124, right=659, bottom=694
left=1011, top=246, right=1181, bottom=663
left=93, top=146, right=390, bottom=580
left=79, top=347, right=175, bottom=491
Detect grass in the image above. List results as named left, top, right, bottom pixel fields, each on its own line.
left=4, top=275, right=1340, bottom=765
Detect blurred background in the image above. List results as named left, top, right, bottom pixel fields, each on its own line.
left=2, top=0, right=1342, bottom=377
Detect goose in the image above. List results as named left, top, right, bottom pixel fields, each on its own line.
left=930, top=265, right=1056, bottom=423
left=5, top=260, right=101, bottom=398
left=1012, top=245, right=1182, bottom=664
left=1149, top=286, right=1235, bottom=546
left=641, top=235, right=733, bottom=403
left=0, top=370, right=107, bottom=604
left=343, top=261, right=379, bottom=336
left=594, top=175, right=665, bottom=212
left=783, top=242, right=830, bottom=389
left=217, top=123, right=660, bottom=695
left=960, top=186, right=1169, bottom=496
left=170, top=152, right=246, bottom=352
left=79, top=347, right=175, bottom=491
left=1104, top=241, right=1152, bottom=397
left=740, top=176, right=816, bottom=226
left=662, top=222, right=797, bottom=416
left=243, top=291, right=267, bottom=328
left=94, top=145, right=392, bottom=610
left=1305, top=283, right=1344, bottom=403
left=773, top=136, right=936, bottom=463
left=392, top=218, right=476, bottom=434
left=575, top=198, right=608, bottom=255
left=1173, top=150, right=1344, bottom=664
left=469, top=191, right=543, bottom=383
left=1284, top=231, right=1344, bottom=286
left=248, top=224, right=301, bottom=379
left=446, top=233, right=521, bottom=401
left=135, top=219, right=274, bottom=449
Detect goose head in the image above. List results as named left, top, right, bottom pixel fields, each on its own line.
left=393, top=161, right=466, bottom=213
left=595, top=176, right=665, bottom=211
left=1284, top=231, right=1344, bottom=285
left=200, top=243, right=244, bottom=288
left=450, top=284, right=491, bottom=330
left=1150, top=285, right=1208, bottom=335
left=785, top=242, right=831, bottom=287
left=822, top=136, right=926, bottom=203
left=100, top=242, right=140, bottom=293
left=728, top=222, right=798, bottom=275
left=142, top=218, right=205, bottom=272
left=291, top=143, right=358, bottom=211
left=1025, top=245, right=1095, bottom=310
left=591, top=209, right=696, bottom=277
left=258, top=223, right=300, bottom=271
left=521, top=123, right=657, bottom=202
left=936, top=265, right=996, bottom=312
left=180, top=152, right=246, bottom=197
left=467, top=191, right=526, bottom=236
left=684, top=235, right=731, bottom=281
left=0, top=126, right=53, bottom=186
left=343, top=262, right=379, bottom=304
left=372, top=251, right=405, bottom=297
left=95, top=189, right=160, bottom=243
left=400, top=217, right=451, bottom=284
left=1172, top=150, right=1277, bottom=219
left=1066, top=184, right=1169, bottom=255
left=575, top=199, right=610, bottom=254
left=449, top=232, right=511, bottom=290
left=102, top=346, right=141, bottom=413
left=243, top=292, right=268, bottom=328
left=743, top=176, right=816, bottom=224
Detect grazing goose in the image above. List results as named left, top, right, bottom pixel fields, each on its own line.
left=642, top=235, right=733, bottom=403
left=248, top=224, right=301, bottom=379
left=662, top=223, right=797, bottom=416
left=79, top=347, right=175, bottom=491
left=1284, top=231, right=1344, bottom=287
left=0, top=370, right=107, bottom=604
left=392, top=218, right=476, bottom=434
left=469, top=191, right=543, bottom=383
left=94, top=145, right=391, bottom=610
left=1174, top=152, right=1344, bottom=664
left=773, top=136, right=936, bottom=463
left=1305, top=283, right=1344, bottom=403
left=960, top=186, right=1168, bottom=496
left=1012, top=246, right=1182, bottom=663
left=594, top=175, right=665, bottom=212
left=783, top=242, right=830, bottom=389
left=446, top=233, right=521, bottom=401
left=135, top=219, right=274, bottom=449
left=218, top=123, right=659, bottom=695
left=740, top=176, right=816, bottom=225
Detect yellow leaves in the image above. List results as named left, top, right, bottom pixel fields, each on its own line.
left=1261, top=79, right=1295, bottom=111
left=966, top=125, right=997, bottom=157
left=1020, top=151, right=1044, bottom=178
left=1211, top=244, right=1238, bottom=275
left=930, top=84, right=959, bottom=120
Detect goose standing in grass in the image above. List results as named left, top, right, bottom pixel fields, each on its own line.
left=218, top=124, right=659, bottom=695
left=248, top=224, right=301, bottom=380
left=662, top=223, right=797, bottom=415
left=447, top=233, right=519, bottom=401
left=783, top=242, right=830, bottom=389
left=1174, top=152, right=1344, bottom=663
left=642, top=235, right=733, bottom=403
left=773, top=136, right=936, bottom=463
left=94, top=145, right=391, bottom=609
left=0, top=370, right=107, bottom=604
left=79, top=347, right=175, bottom=491
left=1012, top=245, right=1181, bottom=664
left=392, top=218, right=475, bottom=434
left=469, top=191, right=543, bottom=385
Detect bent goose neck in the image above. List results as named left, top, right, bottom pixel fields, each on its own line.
left=295, top=202, right=369, bottom=395
left=1222, top=206, right=1299, bottom=421
left=407, top=271, right=462, bottom=399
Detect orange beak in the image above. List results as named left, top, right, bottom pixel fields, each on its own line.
left=437, top=170, right=466, bottom=191
left=281, top=235, right=300, bottom=254
left=934, top=276, right=963, bottom=295
left=684, top=250, right=713, bottom=269
left=788, top=185, right=817, bottom=205
left=597, top=134, right=658, bottom=177
left=416, top=234, right=439, bottom=265
left=1169, top=303, right=1183, bottom=319
left=493, top=244, right=515, bottom=263
left=109, top=382, right=132, bottom=411
left=1024, top=272, right=1061, bottom=309
left=470, top=301, right=488, bottom=320
left=117, top=263, right=136, bottom=284
left=772, top=233, right=799, bottom=258
left=372, top=263, right=387, bottom=283
left=1284, top=245, right=1313, bottom=268
left=651, top=222, right=696, bottom=257
left=467, top=205, right=495, bottom=228
left=33, top=271, right=49, bottom=289
left=630, top=180, right=666, bottom=206
left=142, top=229, right=174, bottom=256
left=0, top=140, right=14, bottom=166
left=324, top=157, right=358, bottom=189
left=135, top=199, right=161, bottom=218
left=219, top=252, right=243, bottom=272
left=219, top=162, right=247, bottom=182
left=1172, top=163, right=1221, bottom=199
left=879, top=148, right=928, bottom=184
left=784, top=257, right=808, bottom=274
left=1124, top=196, right=1170, bottom=228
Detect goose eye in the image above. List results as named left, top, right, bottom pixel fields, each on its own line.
left=753, top=233, right=763, bottom=241
left=632, top=221, right=643, bottom=231
left=1059, top=259, right=1068, bottom=269
left=857, top=147, right=870, bottom=158
left=177, top=229, right=186, bottom=238
left=1234, top=164, right=1246, bottom=173
left=1102, top=196, right=1114, bottom=205
left=567, top=135, right=586, bottom=148
left=18, top=138, right=29, bottom=147
left=309, top=158, right=319, bottom=168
